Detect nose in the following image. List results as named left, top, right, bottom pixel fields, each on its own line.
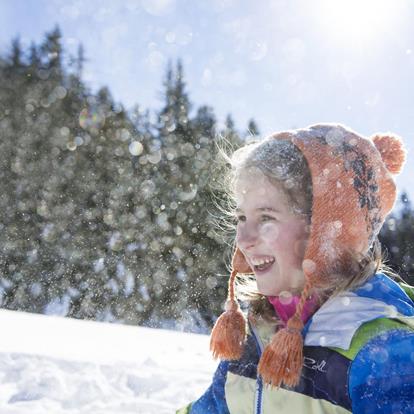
left=236, top=222, right=259, bottom=250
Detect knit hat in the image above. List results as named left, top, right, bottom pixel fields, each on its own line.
left=210, top=124, right=406, bottom=388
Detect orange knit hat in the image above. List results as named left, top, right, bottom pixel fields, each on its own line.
left=210, top=124, right=407, bottom=388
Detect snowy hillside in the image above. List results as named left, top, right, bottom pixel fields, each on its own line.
left=0, top=310, right=216, bottom=413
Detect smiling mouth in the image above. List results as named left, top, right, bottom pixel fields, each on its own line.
left=252, top=258, right=275, bottom=272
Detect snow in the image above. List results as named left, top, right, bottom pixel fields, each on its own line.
left=0, top=309, right=216, bottom=413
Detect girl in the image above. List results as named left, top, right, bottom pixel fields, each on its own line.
left=178, top=124, right=414, bottom=413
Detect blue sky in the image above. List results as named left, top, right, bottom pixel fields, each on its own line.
left=1, top=0, right=413, bottom=205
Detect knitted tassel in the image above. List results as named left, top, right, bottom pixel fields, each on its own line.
left=210, top=268, right=247, bottom=360
left=210, top=299, right=246, bottom=359
left=257, top=315, right=304, bottom=388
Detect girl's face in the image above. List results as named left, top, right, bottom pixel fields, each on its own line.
left=235, top=170, right=309, bottom=297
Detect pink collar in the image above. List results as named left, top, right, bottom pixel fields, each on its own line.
left=267, top=293, right=320, bottom=326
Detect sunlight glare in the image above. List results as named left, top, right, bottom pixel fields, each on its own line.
left=315, top=0, right=405, bottom=45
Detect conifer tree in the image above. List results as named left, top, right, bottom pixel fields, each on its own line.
left=246, top=118, right=260, bottom=138
left=10, top=37, right=23, bottom=70
left=380, top=192, right=414, bottom=284
left=39, top=25, right=63, bottom=83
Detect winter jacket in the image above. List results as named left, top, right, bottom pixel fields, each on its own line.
left=177, top=273, right=414, bottom=413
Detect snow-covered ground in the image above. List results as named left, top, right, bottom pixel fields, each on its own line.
left=0, top=309, right=216, bottom=413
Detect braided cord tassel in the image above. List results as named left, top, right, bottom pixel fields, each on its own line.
left=258, top=281, right=313, bottom=388
left=210, top=269, right=247, bottom=360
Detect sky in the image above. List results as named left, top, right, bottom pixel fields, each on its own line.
left=0, top=308, right=214, bottom=412
left=0, top=0, right=413, bottom=204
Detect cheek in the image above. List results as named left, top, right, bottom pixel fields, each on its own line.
left=235, top=226, right=244, bottom=244
left=261, top=222, right=297, bottom=244
left=259, top=223, right=280, bottom=243
left=274, top=224, right=307, bottom=258
left=235, top=226, right=240, bottom=240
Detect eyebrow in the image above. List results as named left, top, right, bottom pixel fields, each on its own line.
left=235, top=207, right=281, bottom=213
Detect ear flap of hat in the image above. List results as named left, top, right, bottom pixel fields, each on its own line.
left=232, top=247, right=253, bottom=274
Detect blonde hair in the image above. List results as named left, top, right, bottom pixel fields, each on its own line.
left=212, top=135, right=401, bottom=320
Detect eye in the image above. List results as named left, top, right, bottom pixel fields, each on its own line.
left=235, top=214, right=246, bottom=223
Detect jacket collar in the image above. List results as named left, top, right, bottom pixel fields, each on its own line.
left=303, top=273, right=414, bottom=350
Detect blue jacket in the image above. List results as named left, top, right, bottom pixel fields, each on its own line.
left=178, top=273, right=414, bottom=413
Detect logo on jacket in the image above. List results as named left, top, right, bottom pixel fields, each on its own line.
left=303, top=357, right=328, bottom=373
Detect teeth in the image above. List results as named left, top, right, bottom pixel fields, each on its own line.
left=250, top=257, right=275, bottom=266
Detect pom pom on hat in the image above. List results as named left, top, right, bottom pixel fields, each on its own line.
left=371, top=133, right=406, bottom=175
